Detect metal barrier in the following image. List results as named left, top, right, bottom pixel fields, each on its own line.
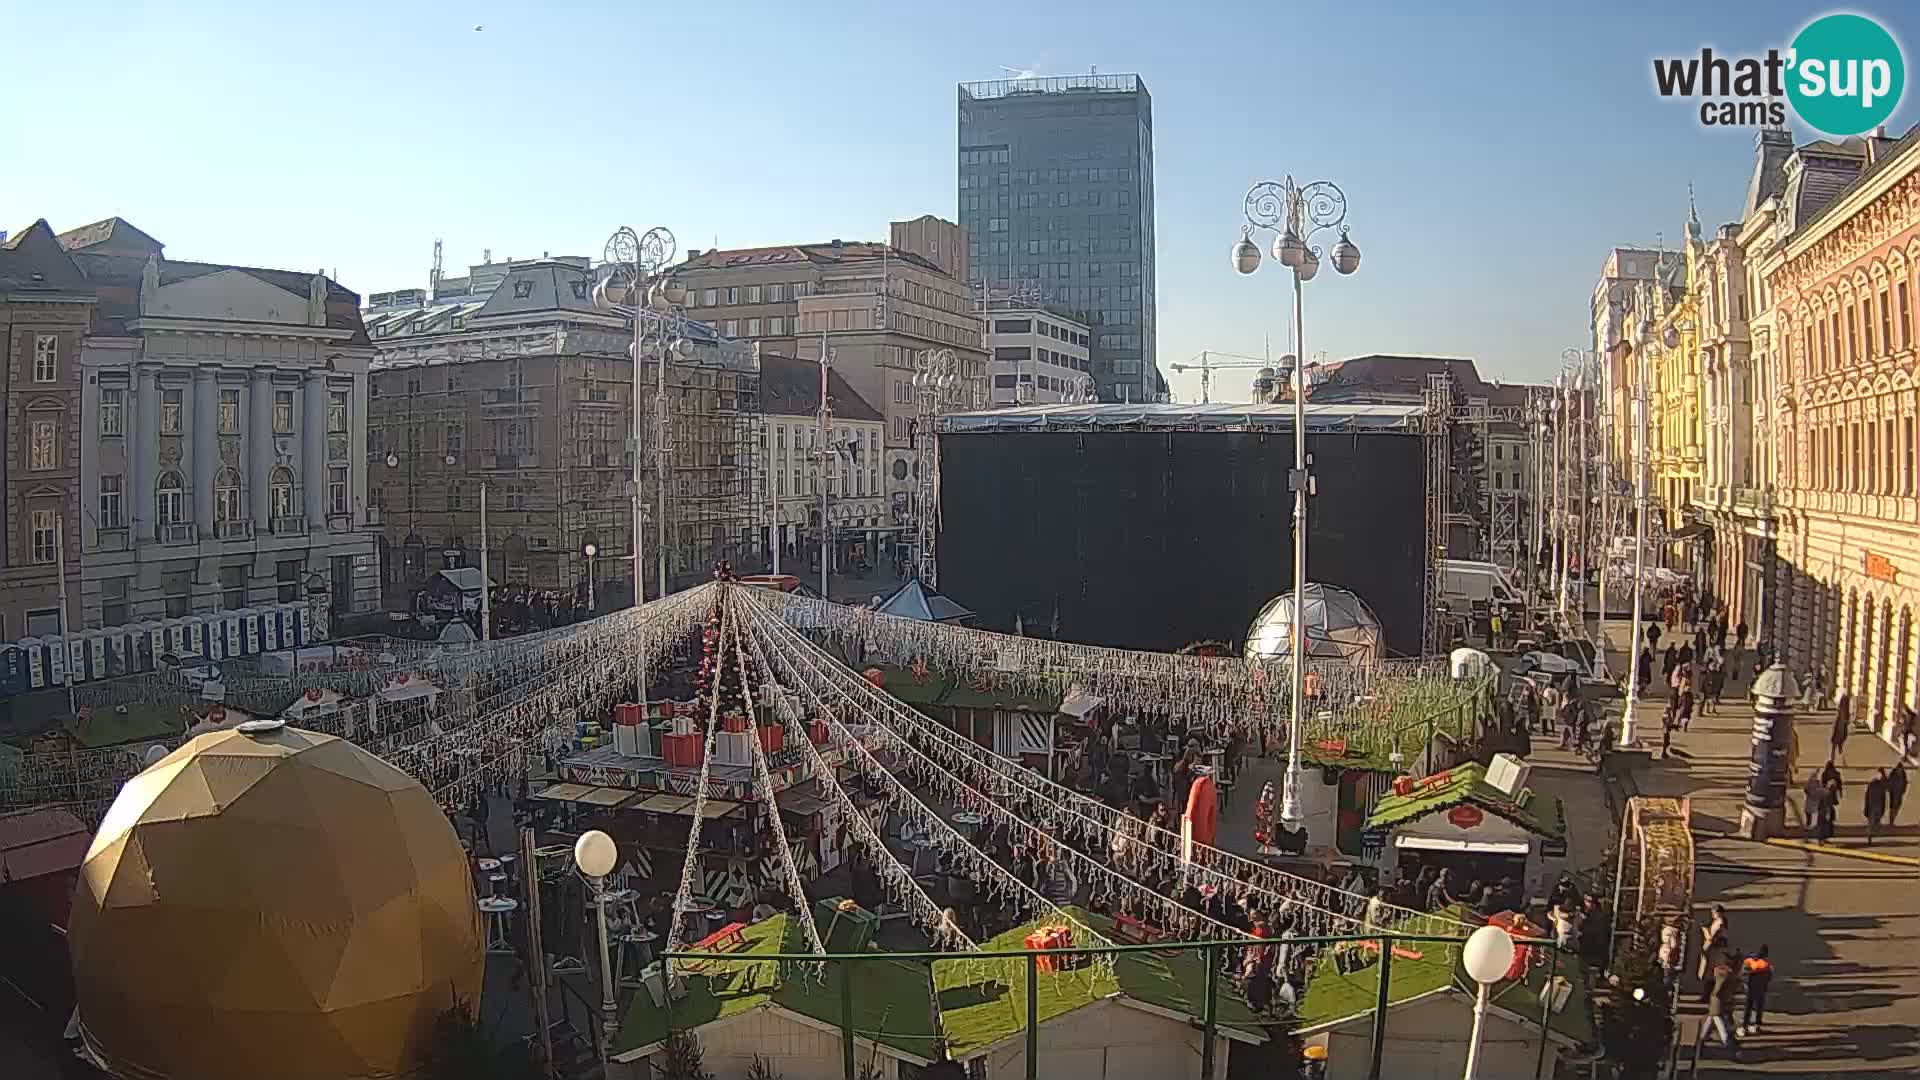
left=653, top=928, right=1565, bottom=1080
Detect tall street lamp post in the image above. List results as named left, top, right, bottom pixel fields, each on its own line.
left=572, top=829, right=620, bottom=1063
left=1621, top=320, right=1655, bottom=746
left=1232, top=176, right=1362, bottom=832
left=583, top=542, right=598, bottom=612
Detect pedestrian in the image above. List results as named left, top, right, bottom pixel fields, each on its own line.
left=1702, top=957, right=1741, bottom=1059
left=1832, top=694, right=1852, bottom=763
left=1802, top=769, right=1827, bottom=833
left=1551, top=900, right=1581, bottom=949
left=1900, top=706, right=1918, bottom=763
left=1658, top=916, right=1686, bottom=987
left=1579, top=897, right=1612, bottom=976
left=1638, top=646, right=1655, bottom=694
left=1697, top=905, right=1728, bottom=998
left=1739, top=945, right=1773, bottom=1036
left=1819, top=776, right=1842, bottom=841
left=1865, top=769, right=1889, bottom=845
left=1888, top=761, right=1907, bottom=826
left=1663, top=644, right=1678, bottom=679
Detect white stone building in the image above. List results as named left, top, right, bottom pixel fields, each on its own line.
left=758, top=352, right=887, bottom=573
left=60, top=219, right=378, bottom=632
left=983, top=302, right=1092, bottom=405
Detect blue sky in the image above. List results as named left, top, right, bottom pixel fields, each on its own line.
left=4, top=1, right=1915, bottom=401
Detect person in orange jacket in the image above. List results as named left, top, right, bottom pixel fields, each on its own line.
left=1738, top=946, right=1774, bottom=1036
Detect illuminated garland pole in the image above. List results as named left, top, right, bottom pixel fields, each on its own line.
left=1233, top=177, right=1363, bottom=834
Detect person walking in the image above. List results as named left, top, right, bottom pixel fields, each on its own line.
left=1888, top=761, right=1907, bottom=827
left=1738, top=946, right=1774, bottom=1036
left=1832, top=694, right=1852, bottom=763
left=1697, top=907, right=1728, bottom=998
left=1865, top=769, right=1890, bottom=845
left=1701, top=956, right=1741, bottom=1060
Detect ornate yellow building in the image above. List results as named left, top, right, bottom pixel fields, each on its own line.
left=1763, top=129, right=1918, bottom=739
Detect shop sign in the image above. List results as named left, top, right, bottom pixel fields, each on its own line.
left=1864, top=551, right=1899, bottom=584
left=1447, top=805, right=1485, bottom=830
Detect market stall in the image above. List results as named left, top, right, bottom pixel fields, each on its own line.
left=1363, top=761, right=1567, bottom=902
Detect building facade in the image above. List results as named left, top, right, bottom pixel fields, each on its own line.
left=1593, top=247, right=1681, bottom=471
left=982, top=301, right=1091, bottom=406
left=956, top=74, right=1162, bottom=404
left=673, top=226, right=985, bottom=529
left=1763, top=127, right=1920, bottom=739
left=58, top=218, right=378, bottom=632
left=362, top=259, right=763, bottom=606
left=0, top=222, right=94, bottom=639
left=757, top=353, right=886, bottom=571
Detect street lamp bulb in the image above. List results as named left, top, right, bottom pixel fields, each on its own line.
left=1296, top=249, right=1321, bottom=282
left=1662, top=326, right=1681, bottom=349
left=1463, top=925, right=1516, bottom=985
left=1274, top=228, right=1307, bottom=269
left=584, top=543, right=598, bottom=558
left=1231, top=235, right=1262, bottom=275
left=573, top=829, right=618, bottom=878
left=1331, top=229, right=1361, bottom=275
left=444, top=454, right=457, bottom=466
left=385, top=453, right=399, bottom=469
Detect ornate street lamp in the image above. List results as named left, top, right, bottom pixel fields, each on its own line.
left=1230, top=176, right=1361, bottom=834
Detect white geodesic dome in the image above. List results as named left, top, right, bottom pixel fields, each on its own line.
left=1243, top=583, right=1386, bottom=665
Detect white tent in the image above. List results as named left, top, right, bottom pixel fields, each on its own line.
left=1244, top=583, right=1386, bottom=665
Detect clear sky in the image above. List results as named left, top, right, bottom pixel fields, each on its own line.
left=4, top=1, right=1915, bottom=402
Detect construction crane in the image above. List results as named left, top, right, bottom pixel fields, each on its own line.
left=1167, top=350, right=1272, bottom=404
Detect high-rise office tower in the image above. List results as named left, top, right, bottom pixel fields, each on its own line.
left=958, top=74, right=1161, bottom=403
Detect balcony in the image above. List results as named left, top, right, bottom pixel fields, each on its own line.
left=216, top=520, right=253, bottom=540
left=159, top=523, right=197, bottom=545
left=271, top=516, right=307, bottom=536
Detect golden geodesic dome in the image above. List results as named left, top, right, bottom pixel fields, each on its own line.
left=69, top=721, right=483, bottom=1080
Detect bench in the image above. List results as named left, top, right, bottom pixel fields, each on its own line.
left=676, top=922, right=749, bottom=973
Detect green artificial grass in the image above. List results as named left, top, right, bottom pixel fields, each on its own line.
left=1295, top=930, right=1460, bottom=1029
left=64, top=701, right=186, bottom=749
left=1362, top=761, right=1567, bottom=840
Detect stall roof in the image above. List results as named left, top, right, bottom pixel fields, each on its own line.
left=1362, top=762, right=1567, bottom=841
left=574, top=786, right=640, bottom=808
left=1058, top=688, right=1103, bottom=718
left=533, top=783, right=598, bottom=803
left=941, top=401, right=1426, bottom=434
left=775, top=787, right=832, bottom=817
left=875, top=578, right=973, bottom=623
left=633, top=792, right=741, bottom=818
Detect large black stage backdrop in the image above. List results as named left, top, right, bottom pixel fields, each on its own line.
left=939, top=429, right=1425, bottom=656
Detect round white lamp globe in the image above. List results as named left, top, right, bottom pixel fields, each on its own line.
left=1463, top=924, right=1516, bottom=985
left=573, top=829, right=618, bottom=879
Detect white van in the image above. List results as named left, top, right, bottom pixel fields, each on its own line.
left=1441, top=559, right=1525, bottom=608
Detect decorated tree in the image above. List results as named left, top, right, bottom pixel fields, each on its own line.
left=1598, top=928, right=1675, bottom=1079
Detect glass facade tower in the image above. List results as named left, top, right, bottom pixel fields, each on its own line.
left=957, top=74, right=1160, bottom=403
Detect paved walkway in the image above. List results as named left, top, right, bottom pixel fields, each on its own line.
left=1591, top=617, right=1920, bottom=1077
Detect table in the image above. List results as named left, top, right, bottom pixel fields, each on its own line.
left=616, top=930, right=660, bottom=986
left=478, top=897, right=519, bottom=954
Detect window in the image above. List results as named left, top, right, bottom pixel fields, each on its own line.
left=273, top=390, right=294, bottom=433
left=328, top=390, right=348, bottom=433
left=214, top=468, right=243, bottom=524
left=270, top=466, right=295, bottom=520
left=99, top=388, right=124, bottom=435
left=29, top=510, right=56, bottom=564
left=767, top=316, right=786, bottom=336
left=1881, top=289, right=1893, bottom=354
left=99, top=475, right=124, bottom=528
left=32, top=334, right=57, bottom=382
left=328, top=467, right=348, bottom=515
left=747, top=318, right=762, bottom=336
left=768, top=283, right=786, bottom=302
left=1848, top=303, right=1859, bottom=361
left=724, top=320, right=738, bottom=337
left=101, top=577, right=129, bottom=627
left=156, top=471, right=186, bottom=526
left=747, top=285, right=761, bottom=303
left=448, top=482, right=465, bottom=511
left=994, top=319, right=1032, bottom=334
left=160, top=570, right=191, bottom=617
left=703, top=288, right=719, bottom=306
left=988, top=218, right=1007, bottom=233
left=29, top=417, right=57, bottom=470
left=162, top=388, right=183, bottom=434
left=219, top=565, right=247, bottom=610
left=214, top=388, right=239, bottom=433
left=1907, top=416, right=1916, bottom=493
left=445, top=421, right=463, bottom=453
left=276, top=559, right=304, bottom=604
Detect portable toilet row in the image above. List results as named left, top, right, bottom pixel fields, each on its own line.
left=13, top=603, right=315, bottom=687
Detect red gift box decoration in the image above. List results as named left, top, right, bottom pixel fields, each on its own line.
left=757, top=725, right=785, bottom=753
left=1392, top=775, right=1416, bottom=796
left=658, top=700, right=676, bottom=719
left=661, top=732, right=702, bottom=767
left=721, top=714, right=750, bottom=734
left=615, top=703, right=643, bottom=726
left=807, top=719, right=830, bottom=746
left=1024, top=924, right=1075, bottom=972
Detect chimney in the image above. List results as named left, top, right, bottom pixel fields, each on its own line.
left=686, top=249, right=701, bottom=260
left=832, top=238, right=843, bottom=250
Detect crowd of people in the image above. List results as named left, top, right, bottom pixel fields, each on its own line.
left=1657, top=904, right=1778, bottom=1062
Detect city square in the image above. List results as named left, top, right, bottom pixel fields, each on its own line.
left=2, top=5, right=1919, bottom=1080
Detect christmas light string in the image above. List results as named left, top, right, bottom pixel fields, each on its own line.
left=726, top=596, right=829, bottom=966
left=665, top=595, right=734, bottom=968
left=737, top=590, right=1473, bottom=943
left=742, top=607, right=1113, bottom=982
left=745, top=603, right=1242, bottom=947
left=736, top=604, right=984, bottom=974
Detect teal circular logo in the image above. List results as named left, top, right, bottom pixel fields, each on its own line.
left=1788, top=14, right=1905, bottom=136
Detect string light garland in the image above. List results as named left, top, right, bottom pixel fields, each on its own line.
left=737, top=589, right=1473, bottom=943
left=726, top=596, right=828, bottom=963
left=665, top=595, right=735, bottom=965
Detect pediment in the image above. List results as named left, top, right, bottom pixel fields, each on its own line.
left=145, top=269, right=307, bottom=325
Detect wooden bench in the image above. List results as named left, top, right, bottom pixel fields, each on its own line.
left=676, top=922, right=750, bottom=973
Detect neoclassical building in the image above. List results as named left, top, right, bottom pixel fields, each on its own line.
left=1763, top=128, right=1920, bottom=738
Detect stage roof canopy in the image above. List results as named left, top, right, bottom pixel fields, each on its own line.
left=941, top=401, right=1426, bottom=434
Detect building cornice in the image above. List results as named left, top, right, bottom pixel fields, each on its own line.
left=126, top=317, right=359, bottom=341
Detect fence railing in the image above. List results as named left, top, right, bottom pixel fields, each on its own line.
left=651, top=929, right=1567, bottom=1080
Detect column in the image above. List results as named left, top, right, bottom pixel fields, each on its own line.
left=302, top=370, right=326, bottom=527
left=193, top=367, right=217, bottom=534
left=250, top=369, right=273, bottom=528
left=133, top=367, right=160, bottom=542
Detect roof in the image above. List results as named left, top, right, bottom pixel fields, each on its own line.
left=468, top=260, right=601, bottom=320
left=0, top=806, right=89, bottom=883
left=433, top=568, right=487, bottom=593
left=876, top=579, right=973, bottom=622
left=55, top=217, right=164, bottom=257
left=611, top=909, right=942, bottom=1064
left=934, top=908, right=1266, bottom=1060
left=682, top=241, right=944, bottom=276
left=1311, top=354, right=1488, bottom=396
left=64, top=701, right=186, bottom=749
left=65, top=233, right=368, bottom=342
left=0, top=220, right=93, bottom=296
left=1744, top=126, right=1795, bottom=221
left=1795, top=124, right=1920, bottom=237
left=941, top=401, right=1426, bottom=434
left=759, top=352, right=884, bottom=422
left=1362, top=762, right=1567, bottom=841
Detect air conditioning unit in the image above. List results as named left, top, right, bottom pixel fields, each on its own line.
left=1486, top=752, right=1531, bottom=797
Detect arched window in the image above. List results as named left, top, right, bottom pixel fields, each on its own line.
left=156, top=471, right=185, bottom=526
left=214, top=468, right=244, bottom=523
left=270, top=466, right=295, bottom=521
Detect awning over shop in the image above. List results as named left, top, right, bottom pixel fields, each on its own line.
left=533, top=783, right=598, bottom=803
left=1058, top=688, right=1104, bottom=718
left=1394, top=835, right=1531, bottom=855
left=776, top=787, right=832, bottom=817
left=573, top=787, right=639, bottom=809
left=1364, top=762, right=1568, bottom=856
left=632, top=792, right=741, bottom=818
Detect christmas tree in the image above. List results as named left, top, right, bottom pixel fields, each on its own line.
left=1598, top=927, right=1675, bottom=1079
